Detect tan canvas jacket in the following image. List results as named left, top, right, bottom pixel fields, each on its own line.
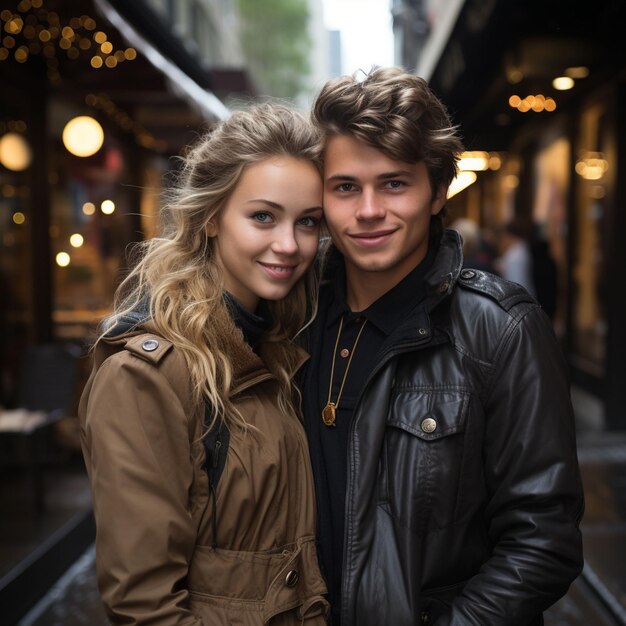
left=79, top=320, right=328, bottom=625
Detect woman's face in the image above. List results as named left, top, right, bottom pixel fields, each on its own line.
left=209, top=156, right=323, bottom=311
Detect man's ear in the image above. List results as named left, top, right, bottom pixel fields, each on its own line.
left=431, top=186, right=447, bottom=216
left=206, top=221, right=217, bottom=237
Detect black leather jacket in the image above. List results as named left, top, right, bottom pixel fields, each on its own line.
left=305, top=230, right=584, bottom=625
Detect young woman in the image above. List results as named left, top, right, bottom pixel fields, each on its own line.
left=78, top=104, right=329, bottom=625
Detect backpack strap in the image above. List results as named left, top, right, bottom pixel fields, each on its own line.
left=202, top=408, right=230, bottom=548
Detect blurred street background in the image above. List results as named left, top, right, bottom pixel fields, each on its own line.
left=0, top=0, right=625, bottom=624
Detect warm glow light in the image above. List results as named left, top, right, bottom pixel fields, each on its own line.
left=565, top=66, right=589, bottom=79
left=506, top=68, right=523, bottom=84
left=544, top=98, right=557, bottom=112
left=531, top=94, right=546, bottom=112
left=70, top=233, right=84, bottom=247
left=447, top=171, right=477, bottom=198
left=62, top=116, right=104, bottom=157
left=508, top=95, right=521, bottom=108
left=504, top=174, right=519, bottom=189
left=0, top=132, right=32, bottom=171
left=82, top=201, right=96, bottom=215
left=94, top=31, right=107, bottom=44
left=12, top=211, right=26, bottom=225
left=124, top=47, right=137, bottom=60
left=458, top=151, right=489, bottom=172
left=91, top=55, right=103, bottom=68
left=552, top=76, right=574, bottom=91
left=575, top=153, right=609, bottom=180
left=488, top=155, right=502, bottom=170
left=101, top=199, right=115, bottom=214
left=56, top=251, right=71, bottom=267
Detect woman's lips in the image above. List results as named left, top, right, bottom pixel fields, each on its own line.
left=258, top=262, right=297, bottom=280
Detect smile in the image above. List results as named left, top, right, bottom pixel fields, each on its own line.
left=258, top=262, right=297, bottom=279
left=348, top=229, right=397, bottom=247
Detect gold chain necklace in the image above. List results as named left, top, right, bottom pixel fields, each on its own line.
left=322, top=316, right=368, bottom=427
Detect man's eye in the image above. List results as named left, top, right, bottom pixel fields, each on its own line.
left=386, top=180, right=404, bottom=189
left=336, top=183, right=355, bottom=192
left=251, top=212, right=273, bottom=223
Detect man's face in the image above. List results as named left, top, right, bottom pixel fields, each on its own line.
left=323, top=134, right=445, bottom=290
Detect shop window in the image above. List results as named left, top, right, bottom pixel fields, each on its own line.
left=0, top=109, right=34, bottom=406
left=571, top=102, right=612, bottom=377
left=532, top=138, right=570, bottom=338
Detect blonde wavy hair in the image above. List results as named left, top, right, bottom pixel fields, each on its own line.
left=103, top=103, right=323, bottom=432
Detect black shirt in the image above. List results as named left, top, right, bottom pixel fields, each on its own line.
left=304, top=246, right=435, bottom=625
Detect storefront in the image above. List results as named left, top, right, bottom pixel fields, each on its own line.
left=0, top=0, right=239, bottom=408
left=405, top=0, right=626, bottom=427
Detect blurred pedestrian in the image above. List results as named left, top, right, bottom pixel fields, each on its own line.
left=450, top=217, right=497, bottom=272
left=495, top=217, right=537, bottom=296
left=299, top=66, right=584, bottom=626
left=79, top=104, right=329, bottom=624
left=530, top=223, right=558, bottom=320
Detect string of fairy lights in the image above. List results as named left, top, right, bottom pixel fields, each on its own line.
left=0, top=1, right=165, bottom=153
left=0, top=0, right=137, bottom=82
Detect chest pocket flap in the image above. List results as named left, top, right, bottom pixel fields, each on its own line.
left=388, top=388, right=469, bottom=440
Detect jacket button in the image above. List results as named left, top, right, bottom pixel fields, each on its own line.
left=285, top=569, right=299, bottom=587
left=438, top=280, right=450, bottom=293
left=142, top=339, right=159, bottom=352
left=421, top=417, right=437, bottom=433
left=418, top=328, right=428, bottom=336
left=461, top=269, right=476, bottom=280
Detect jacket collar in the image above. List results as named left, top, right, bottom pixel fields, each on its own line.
left=422, top=228, right=464, bottom=312
left=318, top=229, right=463, bottom=349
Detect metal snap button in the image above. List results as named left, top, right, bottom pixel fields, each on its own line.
left=142, top=339, right=159, bottom=352
left=418, top=328, right=428, bottom=336
left=285, top=569, right=299, bottom=587
left=461, top=269, right=476, bottom=280
left=421, top=417, right=437, bottom=433
left=438, top=280, right=450, bottom=293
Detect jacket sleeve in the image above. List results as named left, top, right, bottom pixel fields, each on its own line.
left=438, top=305, right=585, bottom=625
left=80, top=352, right=203, bottom=626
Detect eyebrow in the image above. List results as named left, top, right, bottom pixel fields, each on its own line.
left=246, top=199, right=323, bottom=212
left=326, top=170, right=414, bottom=182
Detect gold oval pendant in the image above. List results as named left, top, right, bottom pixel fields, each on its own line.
left=322, top=402, right=337, bottom=427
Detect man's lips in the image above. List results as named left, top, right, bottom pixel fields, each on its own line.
left=348, top=229, right=397, bottom=247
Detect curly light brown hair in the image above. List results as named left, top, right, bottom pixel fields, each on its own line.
left=103, top=103, right=323, bottom=433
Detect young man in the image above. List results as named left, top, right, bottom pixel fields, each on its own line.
left=300, top=67, right=584, bottom=626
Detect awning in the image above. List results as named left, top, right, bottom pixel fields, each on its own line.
left=93, top=0, right=229, bottom=123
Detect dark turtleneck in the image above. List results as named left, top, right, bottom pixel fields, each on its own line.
left=223, top=292, right=271, bottom=351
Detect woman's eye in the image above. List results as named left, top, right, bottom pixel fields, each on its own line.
left=251, top=212, right=273, bottom=223
left=297, top=216, right=320, bottom=228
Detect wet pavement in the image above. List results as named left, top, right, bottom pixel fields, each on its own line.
left=9, top=431, right=626, bottom=625
left=7, top=408, right=626, bottom=626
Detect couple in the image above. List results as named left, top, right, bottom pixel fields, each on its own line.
left=79, top=68, right=584, bottom=625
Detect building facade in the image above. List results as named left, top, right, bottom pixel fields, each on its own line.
left=0, top=0, right=252, bottom=408
left=394, top=0, right=626, bottom=427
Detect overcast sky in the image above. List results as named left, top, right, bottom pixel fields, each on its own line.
left=321, top=0, right=394, bottom=75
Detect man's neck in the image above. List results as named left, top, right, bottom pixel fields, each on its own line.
left=344, top=265, right=415, bottom=312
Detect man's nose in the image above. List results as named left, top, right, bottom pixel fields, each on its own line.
left=355, top=189, right=386, bottom=220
